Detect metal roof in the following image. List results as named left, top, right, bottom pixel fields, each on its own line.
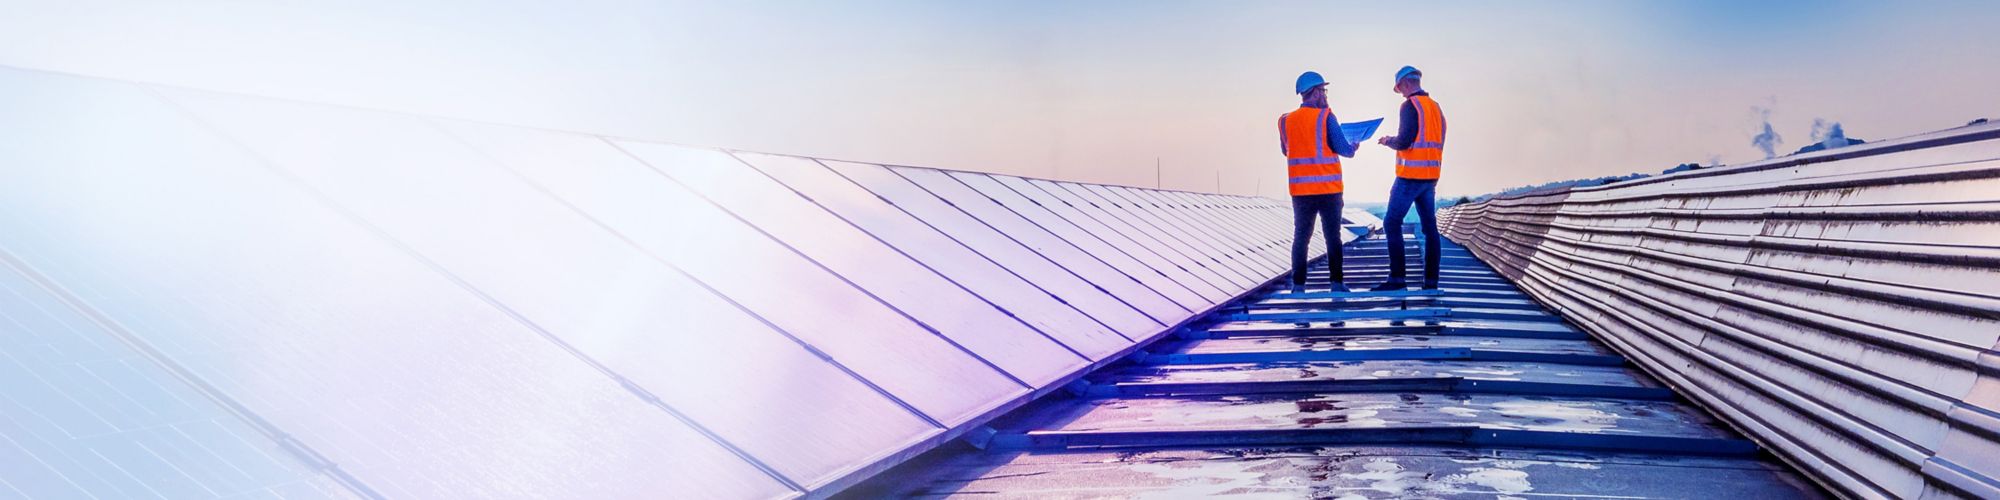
left=0, top=60, right=1876, bottom=498
left=843, top=237, right=1824, bottom=498
left=1437, top=120, right=2000, bottom=499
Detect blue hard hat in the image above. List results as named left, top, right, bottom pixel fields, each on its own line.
left=1395, top=65, right=1422, bottom=83
left=1295, top=71, right=1327, bottom=94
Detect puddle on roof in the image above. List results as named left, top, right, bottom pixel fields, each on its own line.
left=1091, top=450, right=1701, bottom=499
left=1127, top=458, right=1302, bottom=499
left=1111, top=360, right=1641, bottom=387
left=1296, top=399, right=1394, bottom=428
left=1336, top=458, right=1425, bottom=496
left=1451, top=367, right=1524, bottom=378
left=1439, top=406, right=1482, bottom=418
left=1047, top=394, right=1699, bottom=436
left=1488, top=399, right=1624, bottom=433
left=1321, top=455, right=1546, bottom=499
left=1446, top=467, right=1533, bottom=497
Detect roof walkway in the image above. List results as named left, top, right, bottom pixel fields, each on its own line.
left=844, top=235, right=1826, bottom=498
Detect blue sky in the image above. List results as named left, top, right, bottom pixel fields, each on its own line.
left=3, top=0, right=1995, bottom=200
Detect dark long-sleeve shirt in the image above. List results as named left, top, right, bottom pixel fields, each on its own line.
left=1278, top=107, right=1357, bottom=158
left=1384, top=91, right=1429, bottom=151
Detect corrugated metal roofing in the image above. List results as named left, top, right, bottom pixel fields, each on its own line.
left=844, top=237, right=1824, bottom=498
left=1438, top=121, right=2000, bottom=499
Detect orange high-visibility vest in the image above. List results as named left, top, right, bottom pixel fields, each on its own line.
left=1395, top=95, right=1446, bottom=180
left=1280, top=107, right=1342, bottom=196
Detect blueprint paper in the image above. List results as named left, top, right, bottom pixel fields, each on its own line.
left=1341, top=118, right=1383, bottom=147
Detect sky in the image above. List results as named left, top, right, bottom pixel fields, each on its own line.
left=4, top=0, right=1996, bottom=201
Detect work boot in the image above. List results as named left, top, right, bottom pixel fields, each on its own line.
left=1420, top=281, right=1440, bottom=291
left=1369, top=280, right=1408, bottom=292
left=1326, top=283, right=1353, bottom=294
left=1289, top=283, right=1305, bottom=294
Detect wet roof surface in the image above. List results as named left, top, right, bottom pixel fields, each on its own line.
left=842, top=237, right=1826, bottom=498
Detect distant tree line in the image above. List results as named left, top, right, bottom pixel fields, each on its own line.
left=1454, top=171, right=1654, bottom=204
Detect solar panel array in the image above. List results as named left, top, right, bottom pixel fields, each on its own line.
left=0, top=66, right=1345, bottom=498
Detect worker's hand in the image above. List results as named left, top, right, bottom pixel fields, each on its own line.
left=1377, top=136, right=1395, bottom=146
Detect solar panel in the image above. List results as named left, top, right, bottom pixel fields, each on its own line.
left=622, top=145, right=1083, bottom=387
left=0, top=68, right=794, bottom=498
left=890, top=167, right=1188, bottom=323
left=1027, top=179, right=1264, bottom=288
left=0, top=266, right=352, bottom=499
left=946, top=171, right=1210, bottom=310
left=1128, top=188, right=1286, bottom=273
left=1072, top=183, right=1270, bottom=282
left=0, top=64, right=1335, bottom=497
left=991, top=176, right=1236, bottom=301
left=824, top=161, right=1161, bottom=340
left=733, top=153, right=1133, bottom=359
left=1102, top=185, right=1283, bottom=276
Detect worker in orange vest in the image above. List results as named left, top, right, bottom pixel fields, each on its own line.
left=1280, top=71, right=1357, bottom=293
left=1371, top=65, right=1445, bottom=290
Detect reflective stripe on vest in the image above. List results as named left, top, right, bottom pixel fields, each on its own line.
left=1282, top=106, right=1343, bottom=196
left=1287, top=156, right=1341, bottom=166
left=1395, top=95, right=1446, bottom=180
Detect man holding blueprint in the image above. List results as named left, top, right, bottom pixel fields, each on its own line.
left=1278, top=71, right=1380, bottom=294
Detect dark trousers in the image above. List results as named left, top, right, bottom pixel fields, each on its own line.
left=1381, top=178, right=1441, bottom=285
left=1290, top=193, right=1343, bottom=286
